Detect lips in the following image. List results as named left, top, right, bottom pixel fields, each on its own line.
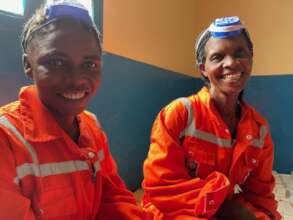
left=222, top=72, right=242, bottom=80
left=60, top=91, right=87, bottom=100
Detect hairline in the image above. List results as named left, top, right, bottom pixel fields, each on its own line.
left=24, top=18, right=102, bottom=55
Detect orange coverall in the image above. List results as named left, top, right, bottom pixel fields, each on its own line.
left=0, top=86, right=146, bottom=220
left=143, top=87, right=281, bottom=220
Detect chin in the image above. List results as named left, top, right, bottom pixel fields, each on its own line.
left=223, top=87, right=244, bottom=96
left=67, top=108, right=86, bottom=116
left=54, top=106, right=86, bottom=117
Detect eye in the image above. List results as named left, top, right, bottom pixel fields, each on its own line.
left=235, top=48, right=250, bottom=58
left=47, top=58, right=66, bottom=68
left=210, top=53, right=223, bottom=62
left=83, top=60, right=101, bottom=71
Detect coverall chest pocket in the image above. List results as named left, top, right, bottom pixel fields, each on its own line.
left=184, top=140, right=216, bottom=179
left=39, top=187, right=77, bottom=219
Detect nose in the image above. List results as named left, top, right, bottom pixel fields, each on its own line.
left=64, top=66, right=87, bottom=88
left=223, top=55, right=238, bottom=69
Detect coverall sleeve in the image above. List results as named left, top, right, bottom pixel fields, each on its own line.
left=237, top=129, right=282, bottom=220
left=143, top=100, right=230, bottom=219
left=0, top=129, right=36, bottom=220
left=96, top=132, right=147, bottom=220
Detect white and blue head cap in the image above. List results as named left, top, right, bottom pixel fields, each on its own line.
left=195, top=16, right=253, bottom=65
left=208, top=16, right=244, bottom=38
left=22, top=0, right=100, bottom=52
left=45, top=0, right=94, bottom=27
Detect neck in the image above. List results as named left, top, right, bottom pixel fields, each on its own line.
left=214, top=96, right=239, bottom=117
left=211, top=89, right=239, bottom=113
left=54, top=115, right=80, bottom=142
left=210, top=88, right=241, bottom=137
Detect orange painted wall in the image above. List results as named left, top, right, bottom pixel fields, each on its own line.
left=104, top=0, right=293, bottom=77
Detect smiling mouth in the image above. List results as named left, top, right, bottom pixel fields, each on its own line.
left=223, top=72, right=243, bottom=80
left=60, top=91, right=88, bottom=100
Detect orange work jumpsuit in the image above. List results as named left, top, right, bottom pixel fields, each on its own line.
left=0, top=86, right=146, bottom=220
left=143, top=87, right=281, bottom=220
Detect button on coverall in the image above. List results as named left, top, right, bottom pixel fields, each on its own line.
left=142, top=87, right=281, bottom=220
left=0, top=86, right=146, bottom=220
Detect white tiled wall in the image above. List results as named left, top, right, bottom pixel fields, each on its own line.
left=273, top=171, right=293, bottom=220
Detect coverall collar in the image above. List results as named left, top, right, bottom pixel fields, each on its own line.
left=198, top=87, right=250, bottom=125
left=19, top=85, right=93, bottom=145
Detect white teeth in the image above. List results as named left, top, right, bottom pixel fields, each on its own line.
left=61, top=92, right=86, bottom=100
left=223, top=72, right=242, bottom=79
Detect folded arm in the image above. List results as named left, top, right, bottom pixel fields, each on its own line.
left=143, top=101, right=230, bottom=219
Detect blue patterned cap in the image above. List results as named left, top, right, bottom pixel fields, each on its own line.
left=208, top=16, right=245, bottom=38
left=45, top=0, right=93, bottom=26
left=21, top=0, right=100, bottom=52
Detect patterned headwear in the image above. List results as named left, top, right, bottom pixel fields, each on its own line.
left=45, top=0, right=93, bottom=26
left=22, top=0, right=99, bottom=52
left=208, top=16, right=244, bottom=39
left=195, top=16, right=252, bottom=65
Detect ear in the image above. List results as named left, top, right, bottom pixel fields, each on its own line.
left=22, top=54, right=33, bottom=79
left=199, top=63, right=208, bottom=77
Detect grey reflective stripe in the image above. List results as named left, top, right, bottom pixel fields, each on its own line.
left=0, top=115, right=104, bottom=183
left=16, top=163, right=40, bottom=181
left=0, top=116, right=39, bottom=165
left=94, top=149, right=104, bottom=175
left=178, top=98, right=232, bottom=148
left=251, top=125, right=267, bottom=148
left=188, top=129, right=232, bottom=147
left=178, top=98, right=195, bottom=139
left=14, top=160, right=89, bottom=183
left=39, top=160, right=89, bottom=176
left=177, top=98, right=267, bottom=149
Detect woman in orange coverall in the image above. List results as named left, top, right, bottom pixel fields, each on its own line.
left=142, top=16, right=281, bottom=220
left=0, top=0, right=146, bottom=219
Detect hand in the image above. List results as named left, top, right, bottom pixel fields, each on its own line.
left=215, top=199, right=257, bottom=220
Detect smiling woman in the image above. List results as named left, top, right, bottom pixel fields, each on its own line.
left=0, top=0, right=146, bottom=219
left=142, top=16, right=282, bottom=220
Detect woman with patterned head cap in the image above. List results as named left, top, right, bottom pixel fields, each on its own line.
left=142, top=16, right=281, bottom=220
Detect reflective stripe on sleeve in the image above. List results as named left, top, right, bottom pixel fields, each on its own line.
left=251, top=125, right=267, bottom=148
left=178, top=98, right=232, bottom=148
left=14, top=153, right=106, bottom=184
left=94, top=149, right=104, bottom=176
left=178, top=98, right=196, bottom=139
left=0, top=116, right=39, bottom=164
left=0, top=115, right=105, bottom=184
left=14, top=160, right=90, bottom=184
left=177, top=98, right=266, bottom=148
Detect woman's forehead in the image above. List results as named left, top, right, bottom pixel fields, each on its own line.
left=29, top=21, right=100, bottom=53
left=28, top=27, right=100, bottom=59
left=205, top=35, right=249, bottom=52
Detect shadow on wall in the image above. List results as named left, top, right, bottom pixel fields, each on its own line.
left=89, top=52, right=201, bottom=190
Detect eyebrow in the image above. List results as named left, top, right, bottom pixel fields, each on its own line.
left=39, top=51, right=101, bottom=60
left=41, top=50, right=68, bottom=58
left=84, top=54, right=101, bottom=60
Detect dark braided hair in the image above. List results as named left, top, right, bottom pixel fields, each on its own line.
left=21, top=4, right=102, bottom=54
